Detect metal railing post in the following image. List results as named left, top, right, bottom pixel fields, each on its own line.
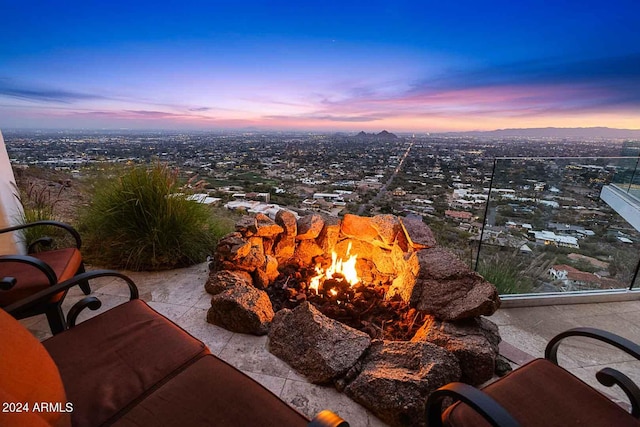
left=475, top=158, right=497, bottom=271
left=630, top=256, right=640, bottom=291
left=627, top=155, right=640, bottom=194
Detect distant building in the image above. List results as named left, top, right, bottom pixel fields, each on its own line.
left=313, top=193, right=343, bottom=200
left=232, top=192, right=270, bottom=202
left=549, top=265, right=622, bottom=291
left=445, top=210, right=473, bottom=221
left=392, top=187, right=407, bottom=196
left=530, top=230, right=579, bottom=248
left=185, top=194, right=221, bottom=205
left=224, top=200, right=297, bottom=219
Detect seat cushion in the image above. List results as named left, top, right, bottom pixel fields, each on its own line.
left=112, top=355, right=309, bottom=427
left=43, top=299, right=209, bottom=427
left=0, top=309, right=70, bottom=427
left=445, top=359, right=640, bottom=427
left=0, top=248, right=82, bottom=305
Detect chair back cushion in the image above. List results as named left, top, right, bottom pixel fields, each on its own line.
left=0, top=309, right=70, bottom=427
left=445, top=358, right=640, bottom=427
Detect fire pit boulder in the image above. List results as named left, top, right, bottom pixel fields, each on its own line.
left=206, top=271, right=274, bottom=335
left=268, top=302, right=371, bottom=384
left=342, top=339, right=461, bottom=427
left=411, top=316, right=500, bottom=386
left=411, top=247, right=501, bottom=320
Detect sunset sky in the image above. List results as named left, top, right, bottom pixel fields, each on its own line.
left=1, top=0, right=639, bottom=132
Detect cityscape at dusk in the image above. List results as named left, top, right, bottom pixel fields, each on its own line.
left=1, top=0, right=639, bottom=131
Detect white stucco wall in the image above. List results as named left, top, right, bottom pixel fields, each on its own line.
left=0, top=130, right=26, bottom=254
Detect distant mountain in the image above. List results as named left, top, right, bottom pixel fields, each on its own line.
left=354, top=130, right=398, bottom=140
left=444, top=127, right=640, bottom=139
left=377, top=130, right=397, bottom=139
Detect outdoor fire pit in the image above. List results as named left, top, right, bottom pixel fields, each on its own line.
left=205, top=212, right=503, bottom=427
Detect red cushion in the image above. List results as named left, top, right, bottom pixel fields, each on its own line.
left=112, top=355, right=309, bottom=427
left=43, top=300, right=209, bottom=426
left=445, top=359, right=640, bottom=427
left=0, top=248, right=82, bottom=305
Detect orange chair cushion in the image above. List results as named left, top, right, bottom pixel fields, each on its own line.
left=0, top=248, right=82, bottom=306
left=0, top=309, right=70, bottom=427
left=444, top=359, right=640, bottom=427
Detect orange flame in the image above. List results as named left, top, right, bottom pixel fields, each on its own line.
left=309, top=242, right=359, bottom=294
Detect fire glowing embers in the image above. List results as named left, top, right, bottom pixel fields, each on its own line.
left=309, top=242, right=360, bottom=299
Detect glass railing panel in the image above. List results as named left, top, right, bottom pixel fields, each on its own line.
left=608, top=156, right=640, bottom=199
left=628, top=158, right=640, bottom=200
left=476, top=157, right=640, bottom=295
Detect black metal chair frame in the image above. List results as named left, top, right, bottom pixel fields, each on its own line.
left=0, top=220, right=91, bottom=333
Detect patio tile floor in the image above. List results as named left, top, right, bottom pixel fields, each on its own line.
left=21, top=263, right=640, bottom=425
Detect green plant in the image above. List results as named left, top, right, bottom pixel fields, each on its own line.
left=477, top=251, right=552, bottom=295
left=14, top=181, right=70, bottom=250
left=79, top=164, right=233, bottom=271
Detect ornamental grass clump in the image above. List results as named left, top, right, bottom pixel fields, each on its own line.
left=15, top=181, right=71, bottom=250
left=80, top=164, right=229, bottom=271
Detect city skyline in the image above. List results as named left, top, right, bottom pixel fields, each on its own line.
left=1, top=0, right=639, bottom=132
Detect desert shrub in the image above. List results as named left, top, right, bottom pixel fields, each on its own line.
left=79, top=164, right=232, bottom=271
left=14, top=181, right=71, bottom=250
left=477, top=251, right=553, bottom=295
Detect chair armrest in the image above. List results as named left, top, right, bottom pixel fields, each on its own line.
left=545, top=327, right=640, bottom=418
left=425, top=382, right=521, bottom=427
left=308, top=410, right=350, bottom=426
left=4, top=270, right=138, bottom=318
left=0, top=254, right=58, bottom=286
left=0, top=220, right=82, bottom=249
left=28, top=236, right=54, bottom=253
left=545, top=327, right=640, bottom=363
left=597, top=367, right=640, bottom=417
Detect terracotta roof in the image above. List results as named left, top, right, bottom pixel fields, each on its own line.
left=445, top=210, right=473, bottom=220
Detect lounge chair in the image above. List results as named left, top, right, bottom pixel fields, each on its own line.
left=0, top=220, right=90, bottom=334
left=426, top=327, right=640, bottom=426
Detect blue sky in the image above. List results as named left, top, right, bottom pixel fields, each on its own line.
left=1, top=0, right=639, bottom=131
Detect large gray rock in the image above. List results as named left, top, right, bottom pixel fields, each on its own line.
left=268, top=302, right=371, bottom=384
left=412, top=316, right=500, bottom=385
left=344, top=340, right=461, bottom=427
left=411, top=247, right=500, bottom=320
left=205, top=270, right=253, bottom=295
left=207, top=281, right=274, bottom=335
left=400, top=216, right=436, bottom=249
